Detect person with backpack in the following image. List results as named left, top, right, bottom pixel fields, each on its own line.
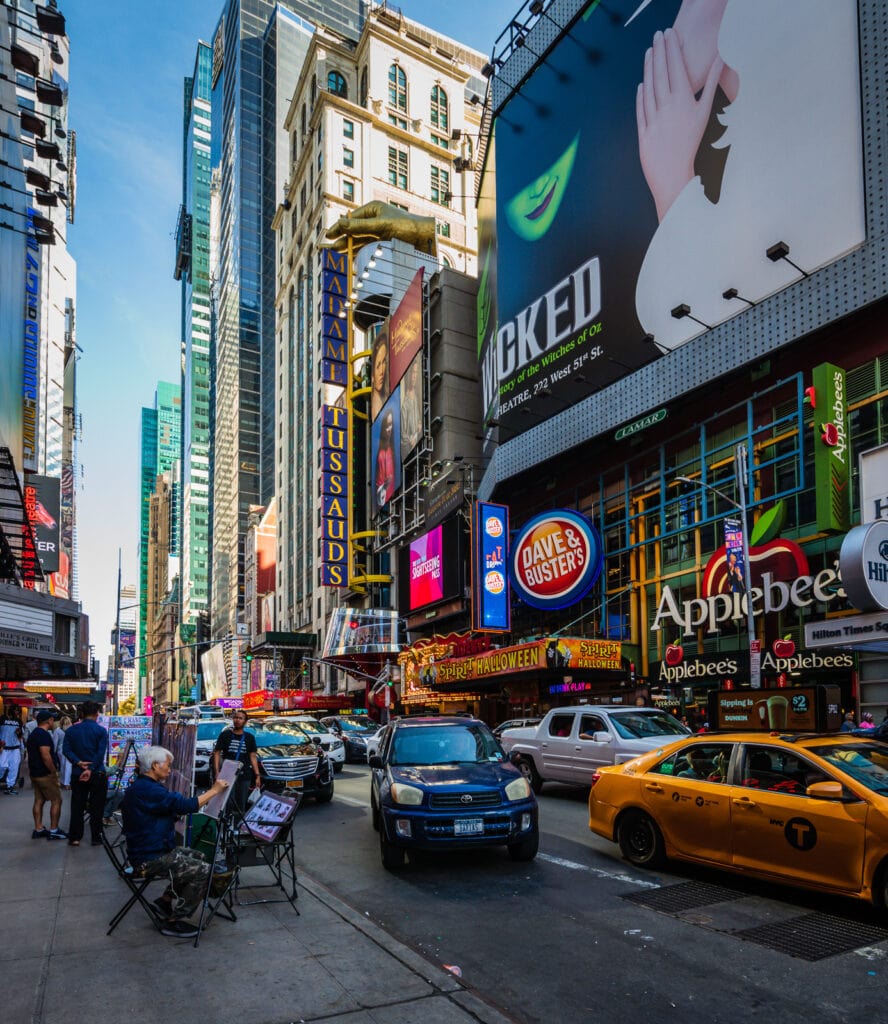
left=211, top=710, right=260, bottom=812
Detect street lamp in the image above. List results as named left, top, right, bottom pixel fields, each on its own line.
left=675, top=442, right=761, bottom=689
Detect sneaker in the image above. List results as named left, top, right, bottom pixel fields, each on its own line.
left=47, top=830, right=67, bottom=841
left=160, top=920, right=199, bottom=938
left=31, top=828, right=49, bottom=839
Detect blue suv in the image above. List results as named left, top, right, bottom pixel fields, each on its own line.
left=369, top=717, right=539, bottom=870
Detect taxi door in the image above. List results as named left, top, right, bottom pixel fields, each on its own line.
left=730, top=745, right=868, bottom=892
left=639, top=742, right=735, bottom=865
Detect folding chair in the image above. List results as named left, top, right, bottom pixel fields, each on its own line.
left=100, top=830, right=164, bottom=936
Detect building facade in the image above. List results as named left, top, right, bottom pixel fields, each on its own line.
left=272, top=6, right=485, bottom=685
left=207, top=0, right=365, bottom=643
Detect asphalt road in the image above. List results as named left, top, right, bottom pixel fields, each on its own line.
left=291, top=765, right=887, bottom=1024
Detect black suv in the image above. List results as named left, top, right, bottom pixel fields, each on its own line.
left=252, top=721, right=334, bottom=803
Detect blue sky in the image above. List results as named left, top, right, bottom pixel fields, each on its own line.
left=67, top=1, right=513, bottom=667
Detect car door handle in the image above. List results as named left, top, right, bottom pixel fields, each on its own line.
left=644, top=783, right=664, bottom=794
left=574, top=746, right=582, bottom=751
left=732, top=796, right=757, bottom=809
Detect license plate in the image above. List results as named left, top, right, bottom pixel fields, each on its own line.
left=454, top=818, right=483, bottom=835
left=285, top=779, right=303, bottom=789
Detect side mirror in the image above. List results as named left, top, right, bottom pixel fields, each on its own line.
left=508, top=750, right=521, bottom=765
left=368, top=754, right=383, bottom=770
left=806, top=780, right=845, bottom=800
left=593, top=731, right=612, bottom=743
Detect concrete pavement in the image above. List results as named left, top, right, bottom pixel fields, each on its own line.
left=0, top=782, right=516, bottom=1024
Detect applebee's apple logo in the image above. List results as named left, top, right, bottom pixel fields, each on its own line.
left=703, top=500, right=809, bottom=598
left=664, top=643, right=684, bottom=667
left=772, top=635, right=795, bottom=658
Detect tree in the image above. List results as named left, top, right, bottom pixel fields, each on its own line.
left=118, top=696, right=137, bottom=716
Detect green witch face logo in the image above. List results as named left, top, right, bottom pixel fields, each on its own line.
left=505, top=132, right=579, bottom=241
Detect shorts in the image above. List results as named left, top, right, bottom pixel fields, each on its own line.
left=32, top=774, right=61, bottom=802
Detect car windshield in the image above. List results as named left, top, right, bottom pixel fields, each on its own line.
left=196, top=721, right=229, bottom=741
left=339, top=716, right=375, bottom=731
left=609, top=711, right=689, bottom=739
left=263, top=721, right=314, bottom=739
left=252, top=727, right=315, bottom=750
left=390, top=724, right=501, bottom=766
left=815, top=742, right=888, bottom=794
left=289, top=718, right=329, bottom=734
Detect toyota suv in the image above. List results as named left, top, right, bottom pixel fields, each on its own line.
left=369, top=716, right=538, bottom=870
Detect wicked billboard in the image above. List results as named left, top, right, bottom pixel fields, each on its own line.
left=481, top=0, right=865, bottom=436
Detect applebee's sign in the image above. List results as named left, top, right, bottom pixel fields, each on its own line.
left=510, top=509, right=603, bottom=610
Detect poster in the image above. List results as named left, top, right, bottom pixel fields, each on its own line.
left=241, top=792, right=298, bottom=842
left=389, top=268, right=423, bottom=388
left=370, top=390, right=401, bottom=515
left=99, top=715, right=152, bottom=787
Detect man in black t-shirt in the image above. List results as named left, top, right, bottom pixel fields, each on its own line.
left=26, top=709, right=66, bottom=839
left=212, top=710, right=260, bottom=812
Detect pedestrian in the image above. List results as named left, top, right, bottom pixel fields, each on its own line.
left=0, top=704, right=24, bottom=795
left=62, top=701, right=108, bottom=846
left=840, top=711, right=856, bottom=733
left=26, top=709, right=66, bottom=840
left=122, top=745, right=229, bottom=937
left=54, top=716, right=73, bottom=789
left=212, top=709, right=260, bottom=812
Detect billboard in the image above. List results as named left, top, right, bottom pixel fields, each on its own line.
left=371, top=390, right=401, bottom=515
left=370, top=320, right=390, bottom=422
left=408, top=525, right=443, bottom=611
left=472, top=501, right=510, bottom=632
left=482, top=0, right=865, bottom=435
left=510, top=509, right=603, bottom=610
left=399, top=352, right=422, bottom=458
left=389, top=267, right=423, bottom=389
left=24, top=475, right=60, bottom=574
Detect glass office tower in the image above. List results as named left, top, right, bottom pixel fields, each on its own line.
left=208, top=0, right=364, bottom=640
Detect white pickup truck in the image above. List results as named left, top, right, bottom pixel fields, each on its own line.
left=499, top=705, right=690, bottom=792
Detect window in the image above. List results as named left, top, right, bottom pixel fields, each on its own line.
left=310, top=74, right=317, bottom=106
left=301, top=104, right=307, bottom=135
left=741, top=745, right=831, bottom=795
left=430, top=166, right=450, bottom=205
left=343, top=147, right=354, bottom=168
left=343, top=119, right=354, bottom=139
left=436, top=221, right=450, bottom=238
left=578, top=715, right=607, bottom=739
left=547, top=714, right=575, bottom=738
left=359, top=66, right=368, bottom=107
left=430, top=133, right=449, bottom=150
left=388, top=146, right=408, bottom=190
left=651, top=743, right=735, bottom=784
left=388, top=114, right=407, bottom=131
left=388, top=63, right=407, bottom=112
left=430, top=85, right=448, bottom=132
left=343, top=180, right=354, bottom=202
left=328, top=70, right=347, bottom=98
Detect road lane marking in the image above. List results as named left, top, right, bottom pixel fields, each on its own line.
left=538, top=852, right=660, bottom=888
left=334, top=795, right=371, bottom=808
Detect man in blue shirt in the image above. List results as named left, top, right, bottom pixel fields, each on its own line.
left=62, top=701, right=108, bottom=846
left=122, top=745, right=228, bottom=937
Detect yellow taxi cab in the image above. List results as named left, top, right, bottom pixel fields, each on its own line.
left=588, top=730, right=888, bottom=909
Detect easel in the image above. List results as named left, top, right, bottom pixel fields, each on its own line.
left=234, top=792, right=300, bottom=912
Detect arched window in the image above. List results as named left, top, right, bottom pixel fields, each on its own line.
left=310, top=74, right=317, bottom=106
left=388, top=63, right=407, bottom=112
left=328, top=70, right=347, bottom=98
left=300, top=103, right=306, bottom=135
left=359, top=66, right=368, bottom=107
left=430, top=85, right=448, bottom=132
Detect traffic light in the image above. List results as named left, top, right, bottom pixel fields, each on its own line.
left=301, top=661, right=308, bottom=677
left=244, top=650, right=253, bottom=663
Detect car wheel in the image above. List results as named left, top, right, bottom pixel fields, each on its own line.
left=380, top=824, right=406, bottom=870
left=617, top=809, right=665, bottom=868
left=507, top=830, right=539, bottom=862
left=517, top=757, right=544, bottom=794
left=315, top=782, right=334, bottom=804
left=371, top=794, right=380, bottom=831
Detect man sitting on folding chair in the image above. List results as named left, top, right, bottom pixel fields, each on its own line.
left=121, top=745, right=228, bottom=938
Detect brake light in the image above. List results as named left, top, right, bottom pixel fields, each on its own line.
left=591, top=771, right=601, bottom=788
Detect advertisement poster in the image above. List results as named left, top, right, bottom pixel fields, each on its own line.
left=409, top=526, right=443, bottom=610
left=371, top=390, right=401, bottom=515
left=369, top=320, right=390, bottom=422
left=482, top=0, right=865, bottom=436
left=399, top=352, right=423, bottom=458
left=709, top=688, right=823, bottom=732
left=389, top=267, right=423, bottom=389
left=472, top=502, right=510, bottom=632
left=722, top=517, right=745, bottom=594
left=24, top=474, right=60, bottom=574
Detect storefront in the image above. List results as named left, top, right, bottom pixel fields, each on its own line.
left=241, top=688, right=353, bottom=715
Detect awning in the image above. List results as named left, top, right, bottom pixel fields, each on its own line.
left=322, top=608, right=403, bottom=685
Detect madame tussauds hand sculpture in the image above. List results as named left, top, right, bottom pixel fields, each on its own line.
left=325, top=201, right=437, bottom=256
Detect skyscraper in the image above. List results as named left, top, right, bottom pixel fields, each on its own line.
left=138, top=382, right=181, bottom=691
left=175, top=41, right=213, bottom=629
left=208, top=0, right=365, bottom=640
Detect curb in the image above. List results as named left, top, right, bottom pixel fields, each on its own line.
left=297, top=871, right=518, bottom=1024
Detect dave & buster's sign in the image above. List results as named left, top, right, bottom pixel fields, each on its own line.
left=510, top=509, right=603, bottom=610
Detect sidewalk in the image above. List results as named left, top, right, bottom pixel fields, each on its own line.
left=0, top=783, right=515, bottom=1024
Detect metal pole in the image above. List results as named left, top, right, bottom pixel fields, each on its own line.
left=734, top=444, right=760, bottom=688
left=115, top=548, right=122, bottom=713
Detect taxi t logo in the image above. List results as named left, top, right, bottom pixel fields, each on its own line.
left=784, top=817, right=817, bottom=851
